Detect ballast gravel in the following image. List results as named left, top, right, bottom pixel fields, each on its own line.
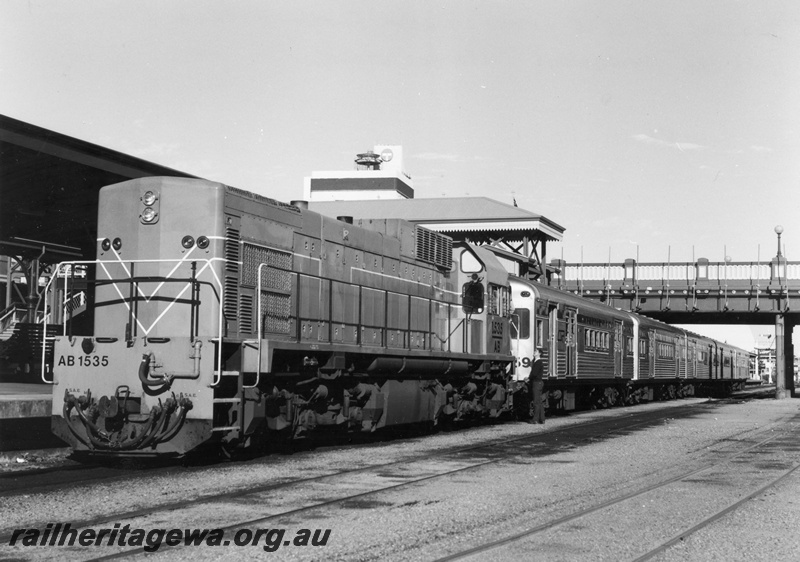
left=2, top=391, right=799, bottom=562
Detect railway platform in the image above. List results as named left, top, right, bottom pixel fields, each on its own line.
left=0, top=382, right=62, bottom=452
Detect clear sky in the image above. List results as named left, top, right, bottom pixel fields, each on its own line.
left=2, top=1, right=798, bottom=351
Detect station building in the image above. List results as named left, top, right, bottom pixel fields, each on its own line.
left=306, top=146, right=565, bottom=282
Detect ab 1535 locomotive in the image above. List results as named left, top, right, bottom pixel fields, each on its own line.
left=44, top=177, right=748, bottom=457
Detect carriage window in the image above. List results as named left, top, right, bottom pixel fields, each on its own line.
left=510, top=308, right=530, bottom=339
left=488, top=284, right=511, bottom=316
left=585, top=329, right=610, bottom=351
left=658, top=343, right=675, bottom=359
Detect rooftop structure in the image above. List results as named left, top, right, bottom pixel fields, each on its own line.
left=304, top=145, right=413, bottom=202
left=306, top=147, right=565, bottom=281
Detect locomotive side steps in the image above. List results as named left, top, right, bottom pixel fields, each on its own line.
left=211, top=363, right=244, bottom=436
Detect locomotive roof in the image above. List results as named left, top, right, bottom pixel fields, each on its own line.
left=309, top=197, right=565, bottom=242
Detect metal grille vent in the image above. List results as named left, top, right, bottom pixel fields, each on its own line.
left=225, top=227, right=241, bottom=271
left=261, top=292, right=291, bottom=334
left=240, top=243, right=293, bottom=335
left=239, top=294, right=254, bottom=333
left=223, top=227, right=241, bottom=321
left=415, top=227, right=453, bottom=269
left=241, top=244, right=293, bottom=290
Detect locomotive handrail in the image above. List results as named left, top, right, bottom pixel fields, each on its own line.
left=41, top=259, right=225, bottom=386
left=251, top=262, right=269, bottom=389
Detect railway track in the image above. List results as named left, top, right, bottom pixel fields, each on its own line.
left=0, top=396, right=711, bottom=497
left=436, top=412, right=800, bottom=561
left=1, top=386, right=772, bottom=491
left=2, top=392, right=784, bottom=560
left=0, top=401, right=732, bottom=557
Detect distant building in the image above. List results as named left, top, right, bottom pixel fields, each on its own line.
left=304, top=145, right=413, bottom=201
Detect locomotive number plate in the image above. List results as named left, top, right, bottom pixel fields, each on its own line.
left=57, top=355, right=110, bottom=367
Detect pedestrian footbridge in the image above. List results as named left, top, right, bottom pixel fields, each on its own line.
left=551, top=255, right=799, bottom=398
left=553, top=257, right=800, bottom=323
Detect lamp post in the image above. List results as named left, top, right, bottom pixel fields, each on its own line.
left=772, top=225, right=791, bottom=398
left=772, top=225, right=786, bottom=282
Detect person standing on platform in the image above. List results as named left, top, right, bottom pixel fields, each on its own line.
left=528, top=349, right=545, bottom=424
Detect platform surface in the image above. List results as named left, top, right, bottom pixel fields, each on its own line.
left=0, top=383, right=60, bottom=451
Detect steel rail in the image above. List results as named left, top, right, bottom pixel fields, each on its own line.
left=631, top=461, right=800, bottom=562
left=433, top=414, right=798, bottom=562
left=0, top=402, right=711, bottom=550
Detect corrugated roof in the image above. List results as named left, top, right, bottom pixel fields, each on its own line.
left=309, top=197, right=565, bottom=241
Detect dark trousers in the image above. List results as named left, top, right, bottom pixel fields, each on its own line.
left=530, top=379, right=545, bottom=423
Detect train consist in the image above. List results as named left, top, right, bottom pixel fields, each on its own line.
left=509, top=279, right=749, bottom=411
left=46, top=177, right=748, bottom=457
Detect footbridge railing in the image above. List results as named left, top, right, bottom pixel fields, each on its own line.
left=551, top=257, right=800, bottom=318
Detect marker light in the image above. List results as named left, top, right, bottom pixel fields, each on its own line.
left=142, top=191, right=157, bottom=205
left=101, top=238, right=111, bottom=251
left=196, top=236, right=210, bottom=249
left=181, top=235, right=195, bottom=249
left=141, top=207, right=157, bottom=223
left=112, top=238, right=122, bottom=250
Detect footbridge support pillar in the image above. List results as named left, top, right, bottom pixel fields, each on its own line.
left=775, top=314, right=796, bottom=399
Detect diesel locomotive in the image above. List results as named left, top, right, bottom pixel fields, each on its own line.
left=45, top=177, right=748, bottom=458
left=48, top=177, right=513, bottom=456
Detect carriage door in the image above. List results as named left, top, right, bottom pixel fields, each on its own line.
left=565, top=307, right=578, bottom=377
left=648, top=331, right=656, bottom=378
left=614, top=320, right=623, bottom=377
left=548, top=305, right=558, bottom=377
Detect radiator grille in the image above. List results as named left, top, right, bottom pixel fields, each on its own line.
left=415, top=227, right=452, bottom=269
left=261, top=292, right=292, bottom=334
left=241, top=244, right=293, bottom=335
left=242, top=244, right=293, bottom=290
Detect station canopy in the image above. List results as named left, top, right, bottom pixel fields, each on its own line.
left=310, top=197, right=565, bottom=279
left=0, top=114, right=195, bottom=260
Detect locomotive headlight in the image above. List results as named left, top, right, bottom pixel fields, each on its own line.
left=101, top=238, right=111, bottom=251
left=141, top=207, right=157, bottom=223
left=142, top=190, right=157, bottom=205
left=196, top=236, right=210, bottom=249
left=112, top=238, right=122, bottom=250
left=181, top=235, right=195, bottom=249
